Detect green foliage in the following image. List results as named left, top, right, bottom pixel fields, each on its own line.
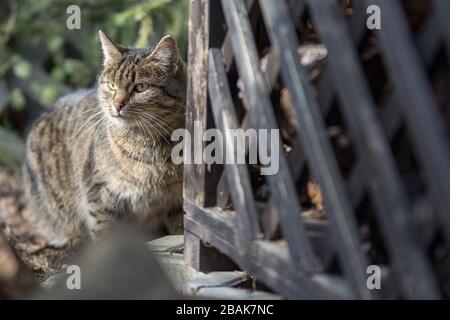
left=0, top=0, right=188, bottom=166
left=0, top=127, right=24, bottom=170
left=0, top=0, right=189, bottom=110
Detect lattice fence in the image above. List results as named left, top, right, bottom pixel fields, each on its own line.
left=183, top=0, right=450, bottom=299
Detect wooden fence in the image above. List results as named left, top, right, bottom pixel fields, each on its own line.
left=183, top=0, right=450, bottom=299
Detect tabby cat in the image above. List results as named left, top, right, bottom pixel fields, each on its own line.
left=22, top=31, right=186, bottom=246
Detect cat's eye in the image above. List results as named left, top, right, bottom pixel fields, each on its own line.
left=106, top=82, right=116, bottom=91
left=135, top=83, right=150, bottom=92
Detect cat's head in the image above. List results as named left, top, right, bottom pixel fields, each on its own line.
left=98, top=30, right=186, bottom=137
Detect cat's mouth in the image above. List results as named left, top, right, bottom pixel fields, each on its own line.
left=109, top=112, right=146, bottom=132
left=108, top=104, right=130, bottom=122
left=110, top=114, right=133, bottom=127
left=107, top=109, right=133, bottom=126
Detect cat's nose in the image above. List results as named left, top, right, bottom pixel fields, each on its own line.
left=113, top=101, right=125, bottom=113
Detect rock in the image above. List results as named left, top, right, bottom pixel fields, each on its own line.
left=34, top=224, right=178, bottom=299
left=186, top=271, right=282, bottom=300
left=0, top=230, right=36, bottom=299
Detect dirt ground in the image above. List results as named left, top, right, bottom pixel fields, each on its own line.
left=0, top=168, right=80, bottom=282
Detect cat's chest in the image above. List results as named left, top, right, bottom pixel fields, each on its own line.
left=103, top=159, right=180, bottom=197
left=87, top=135, right=182, bottom=215
left=99, top=169, right=182, bottom=217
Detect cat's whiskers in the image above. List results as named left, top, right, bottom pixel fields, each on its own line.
left=80, top=114, right=108, bottom=139
left=134, top=111, right=173, bottom=137
left=144, top=118, right=171, bottom=145
left=127, top=111, right=172, bottom=144
left=72, top=112, right=105, bottom=140
left=142, top=116, right=172, bottom=145
left=74, top=107, right=103, bottom=117
left=127, top=114, right=158, bottom=144
left=137, top=117, right=162, bottom=145
left=136, top=118, right=155, bottom=145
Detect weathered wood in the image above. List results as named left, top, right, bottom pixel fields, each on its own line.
left=215, top=172, right=232, bottom=210
left=184, top=201, right=352, bottom=299
left=184, top=229, right=201, bottom=270
left=221, top=0, right=322, bottom=273
left=208, top=48, right=262, bottom=238
left=221, top=0, right=256, bottom=71
left=434, top=0, right=450, bottom=61
left=183, top=0, right=449, bottom=299
left=184, top=0, right=209, bottom=206
left=320, top=3, right=440, bottom=210
left=183, top=0, right=209, bottom=276
left=367, top=0, right=450, bottom=245
left=184, top=228, right=237, bottom=273
left=308, top=0, right=439, bottom=298
left=260, top=0, right=372, bottom=299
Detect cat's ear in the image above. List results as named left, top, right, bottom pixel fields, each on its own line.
left=150, top=35, right=180, bottom=70
left=99, top=30, right=123, bottom=64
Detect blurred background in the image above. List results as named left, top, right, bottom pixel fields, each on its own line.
left=0, top=0, right=189, bottom=169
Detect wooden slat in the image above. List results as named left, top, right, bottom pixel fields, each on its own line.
left=434, top=0, right=450, bottom=61
left=286, top=0, right=306, bottom=29
left=208, top=48, right=262, bottom=238
left=259, top=0, right=373, bottom=299
left=221, top=0, right=256, bottom=70
left=281, top=4, right=440, bottom=268
left=345, top=0, right=368, bottom=42
left=312, top=0, right=438, bottom=209
left=184, top=0, right=209, bottom=206
left=221, top=0, right=321, bottom=273
left=308, top=0, right=439, bottom=299
left=184, top=229, right=202, bottom=270
left=257, top=2, right=307, bottom=89
left=415, top=12, right=441, bottom=65
left=312, top=0, right=439, bottom=210
left=183, top=0, right=447, bottom=299
left=216, top=172, right=231, bottom=209
left=331, top=6, right=441, bottom=209
left=184, top=228, right=238, bottom=272
left=367, top=0, right=450, bottom=243
left=184, top=201, right=353, bottom=299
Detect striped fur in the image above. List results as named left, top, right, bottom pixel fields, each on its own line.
left=22, top=33, right=186, bottom=244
